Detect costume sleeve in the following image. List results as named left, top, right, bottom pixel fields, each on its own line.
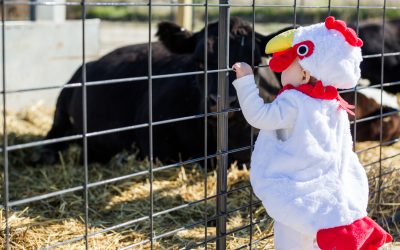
left=232, top=74, right=298, bottom=130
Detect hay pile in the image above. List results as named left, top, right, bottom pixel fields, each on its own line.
left=0, top=102, right=398, bottom=249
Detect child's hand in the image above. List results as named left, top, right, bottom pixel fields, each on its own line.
left=232, top=62, right=253, bottom=79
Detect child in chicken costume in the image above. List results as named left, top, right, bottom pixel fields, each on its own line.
left=232, top=16, right=392, bottom=250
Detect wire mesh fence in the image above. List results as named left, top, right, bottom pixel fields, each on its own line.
left=1, top=0, right=399, bottom=249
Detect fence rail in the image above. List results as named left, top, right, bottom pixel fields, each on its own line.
left=1, top=0, right=399, bottom=249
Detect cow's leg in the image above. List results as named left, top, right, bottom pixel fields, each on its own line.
left=30, top=87, right=76, bottom=165
left=47, top=90, right=75, bottom=143
left=32, top=64, right=88, bottom=165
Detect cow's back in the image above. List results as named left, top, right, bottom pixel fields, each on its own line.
left=64, top=42, right=203, bottom=162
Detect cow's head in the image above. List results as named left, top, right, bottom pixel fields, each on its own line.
left=156, top=18, right=293, bottom=158
left=156, top=17, right=292, bottom=113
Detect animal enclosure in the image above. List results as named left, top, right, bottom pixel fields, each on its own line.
left=1, top=0, right=400, bottom=249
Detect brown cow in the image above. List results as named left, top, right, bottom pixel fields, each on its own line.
left=341, top=88, right=400, bottom=142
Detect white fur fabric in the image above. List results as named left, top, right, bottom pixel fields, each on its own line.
left=293, top=23, right=363, bottom=89
left=233, top=75, right=369, bottom=236
left=274, top=221, right=321, bottom=250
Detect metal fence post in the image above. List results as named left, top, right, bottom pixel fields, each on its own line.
left=1, top=0, right=10, bottom=248
left=30, top=0, right=37, bottom=21
left=216, top=0, right=229, bottom=249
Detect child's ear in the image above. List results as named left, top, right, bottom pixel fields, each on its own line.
left=302, top=70, right=311, bottom=84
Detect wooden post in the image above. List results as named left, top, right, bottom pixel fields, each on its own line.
left=176, top=0, right=193, bottom=30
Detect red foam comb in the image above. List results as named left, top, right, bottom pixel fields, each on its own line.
left=325, top=16, right=363, bottom=47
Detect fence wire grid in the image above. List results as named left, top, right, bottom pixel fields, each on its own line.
left=1, top=0, right=400, bottom=249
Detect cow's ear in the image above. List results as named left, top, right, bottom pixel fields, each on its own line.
left=156, top=21, right=197, bottom=54
left=255, top=26, right=298, bottom=57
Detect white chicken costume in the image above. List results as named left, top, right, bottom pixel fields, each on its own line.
left=232, top=17, right=392, bottom=250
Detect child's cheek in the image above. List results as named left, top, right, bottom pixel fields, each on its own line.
left=281, top=70, right=289, bottom=85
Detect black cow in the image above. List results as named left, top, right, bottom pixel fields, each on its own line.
left=38, top=17, right=290, bottom=164
left=356, top=19, right=400, bottom=94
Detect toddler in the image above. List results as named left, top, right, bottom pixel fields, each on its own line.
left=232, top=16, right=392, bottom=250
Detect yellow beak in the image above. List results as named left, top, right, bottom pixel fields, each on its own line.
left=265, top=29, right=296, bottom=54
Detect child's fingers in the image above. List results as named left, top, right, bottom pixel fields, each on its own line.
left=232, top=64, right=237, bottom=72
left=232, top=62, right=242, bottom=72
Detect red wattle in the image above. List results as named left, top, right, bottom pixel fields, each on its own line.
left=277, top=81, right=355, bottom=115
left=269, top=47, right=297, bottom=72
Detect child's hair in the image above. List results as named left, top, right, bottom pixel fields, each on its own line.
left=309, top=76, right=318, bottom=85
left=301, top=64, right=317, bottom=85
